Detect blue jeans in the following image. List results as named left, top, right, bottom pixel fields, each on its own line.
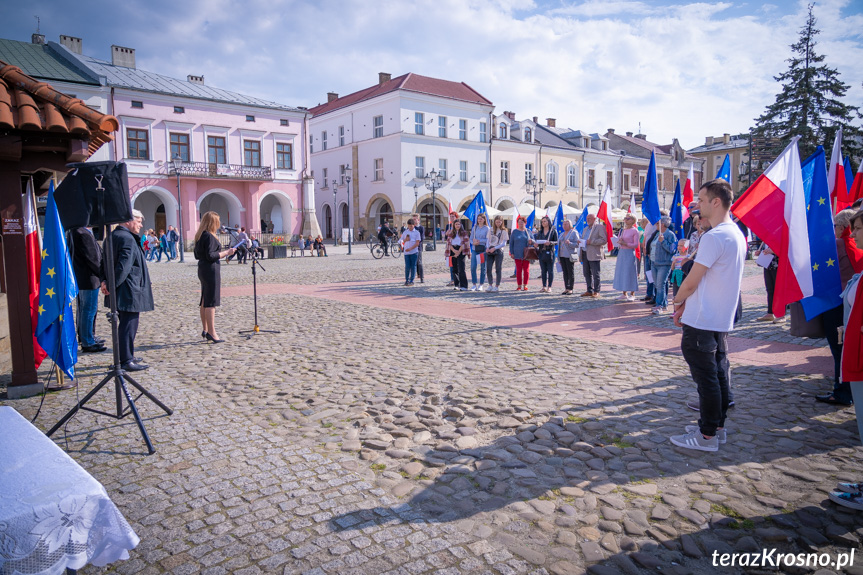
left=404, top=253, right=418, bottom=283
left=470, top=248, right=486, bottom=285
left=653, top=264, right=671, bottom=308
left=645, top=258, right=655, bottom=299
left=76, top=288, right=99, bottom=346
left=168, top=241, right=177, bottom=259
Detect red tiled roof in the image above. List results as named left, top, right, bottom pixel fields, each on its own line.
left=0, top=60, right=119, bottom=155
left=309, top=73, right=492, bottom=116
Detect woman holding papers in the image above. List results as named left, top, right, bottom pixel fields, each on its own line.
left=194, top=211, right=236, bottom=343
left=558, top=219, right=580, bottom=295
left=535, top=216, right=558, bottom=293
left=446, top=220, right=470, bottom=291
left=613, top=214, right=640, bottom=300
left=469, top=213, right=489, bottom=291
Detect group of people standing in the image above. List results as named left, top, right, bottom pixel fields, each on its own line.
left=143, top=226, right=179, bottom=262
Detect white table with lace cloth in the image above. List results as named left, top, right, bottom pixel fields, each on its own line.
left=0, top=406, right=139, bottom=575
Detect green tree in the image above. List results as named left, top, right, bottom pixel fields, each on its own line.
left=752, top=4, right=861, bottom=163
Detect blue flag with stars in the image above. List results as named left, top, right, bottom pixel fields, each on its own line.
left=463, top=190, right=487, bottom=227
left=716, top=154, right=731, bottom=182
left=36, top=181, right=78, bottom=379
left=800, top=146, right=841, bottom=321
left=641, top=150, right=661, bottom=225
left=574, top=207, right=589, bottom=235
left=670, top=179, right=684, bottom=241
left=525, top=208, right=535, bottom=231
left=553, top=202, right=565, bottom=258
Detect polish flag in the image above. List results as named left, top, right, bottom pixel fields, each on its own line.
left=732, top=137, right=812, bottom=317
left=849, top=160, right=863, bottom=204
left=596, top=187, right=614, bottom=252
left=682, top=163, right=694, bottom=220
left=828, top=128, right=850, bottom=211
left=24, top=181, right=48, bottom=369
left=627, top=192, right=635, bottom=214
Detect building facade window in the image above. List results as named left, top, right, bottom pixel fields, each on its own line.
left=524, top=127, right=531, bottom=143
left=321, top=131, right=327, bottom=151
left=499, top=123, right=507, bottom=139
left=524, top=163, right=533, bottom=184
left=459, top=119, right=467, bottom=140
left=623, top=173, right=630, bottom=191
left=169, top=132, right=189, bottom=162
left=276, top=143, right=293, bottom=169
left=374, top=115, right=383, bottom=138
left=500, top=161, right=509, bottom=184
left=130, top=100, right=143, bottom=109
left=546, top=162, right=558, bottom=187
left=459, top=160, right=468, bottom=182
left=309, top=134, right=313, bottom=153
left=322, top=168, right=328, bottom=187
left=479, top=122, right=487, bottom=143
left=246, top=115, right=255, bottom=122
left=640, top=175, right=646, bottom=189
left=588, top=169, right=595, bottom=189
left=480, top=162, right=488, bottom=183
left=126, top=128, right=149, bottom=159
left=208, top=136, right=226, bottom=164
left=244, top=140, right=261, bottom=167
left=438, top=116, right=447, bottom=138
left=415, top=112, right=424, bottom=135
left=606, top=172, right=613, bottom=190
left=173, top=106, right=184, bottom=114
left=438, top=159, right=447, bottom=180
left=340, top=164, right=347, bottom=185
left=374, top=158, right=383, bottom=181
left=415, top=156, right=425, bottom=179
left=280, top=119, right=289, bottom=126
left=339, top=125, right=345, bottom=146
left=567, top=165, right=577, bottom=188
left=657, top=174, right=663, bottom=189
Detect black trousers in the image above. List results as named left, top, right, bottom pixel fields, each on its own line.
left=539, top=258, right=554, bottom=287
left=416, top=248, right=424, bottom=280
left=486, top=250, right=504, bottom=286
left=821, top=303, right=852, bottom=400
left=453, top=254, right=468, bottom=288
left=118, top=311, right=140, bottom=364
left=582, top=259, right=601, bottom=293
left=559, top=256, right=575, bottom=290
left=681, top=325, right=730, bottom=436
left=763, top=266, right=777, bottom=313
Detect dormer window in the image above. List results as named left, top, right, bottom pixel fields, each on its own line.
left=524, top=127, right=531, bottom=143
left=499, top=124, right=507, bottom=139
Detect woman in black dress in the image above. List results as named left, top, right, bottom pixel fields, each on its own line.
left=194, top=211, right=235, bottom=343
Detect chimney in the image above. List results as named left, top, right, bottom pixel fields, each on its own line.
left=635, top=134, right=646, bottom=140
left=607, top=128, right=615, bottom=135
left=31, top=33, right=46, bottom=45
left=327, top=92, right=339, bottom=103
left=504, top=111, right=515, bottom=120
left=546, top=118, right=556, bottom=128
left=111, top=45, right=136, bottom=68
left=59, top=35, right=82, bottom=54
left=187, top=74, right=205, bottom=85
left=378, top=72, right=391, bottom=85
left=723, top=133, right=730, bottom=144
left=532, top=116, right=538, bottom=123
left=706, top=136, right=714, bottom=146
left=626, top=131, right=633, bottom=137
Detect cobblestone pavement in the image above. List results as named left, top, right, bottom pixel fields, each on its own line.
left=2, top=248, right=862, bottom=575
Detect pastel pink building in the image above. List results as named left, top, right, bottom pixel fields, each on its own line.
left=55, top=40, right=312, bottom=244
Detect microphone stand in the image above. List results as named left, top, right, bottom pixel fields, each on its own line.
left=239, top=251, right=280, bottom=339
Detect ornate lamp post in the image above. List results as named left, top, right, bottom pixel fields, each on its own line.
left=171, top=154, right=185, bottom=262
left=345, top=165, right=352, bottom=254
left=527, top=176, right=545, bottom=218
left=332, top=180, right=338, bottom=245
left=424, top=169, right=443, bottom=250
left=413, top=184, right=418, bottom=213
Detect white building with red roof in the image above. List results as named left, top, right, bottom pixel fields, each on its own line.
left=308, top=72, right=494, bottom=240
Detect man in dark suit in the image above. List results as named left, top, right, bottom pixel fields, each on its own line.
left=101, top=209, right=154, bottom=372
left=70, top=226, right=106, bottom=353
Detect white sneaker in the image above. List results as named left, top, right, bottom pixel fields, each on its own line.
left=478, top=285, right=485, bottom=292
left=470, top=284, right=478, bottom=292
left=670, top=430, right=718, bottom=452
left=685, top=425, right=726, bottom=444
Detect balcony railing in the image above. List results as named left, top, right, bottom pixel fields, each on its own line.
left=175, top=162, right=272, bottom=181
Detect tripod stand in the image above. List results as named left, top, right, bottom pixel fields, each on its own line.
left=47, top=224, right=172, bottom=455
left=239, top=253, right=280, bottom=339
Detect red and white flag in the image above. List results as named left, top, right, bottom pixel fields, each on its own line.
left=682, top=163, right=694, bottom=220
left=24, top=181, right=48, bottom=369
left=828, top=127, right=851, bottom=212
left=627, top=192, right=635, bottom=214
left=848, top=158, right=863, bottom=204
left=595, top=187, right=614, bottom=252
left=732, top=137, right=812, bottom=317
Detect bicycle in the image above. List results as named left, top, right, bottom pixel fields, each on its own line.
left=371, top=237, right=402, bottom=259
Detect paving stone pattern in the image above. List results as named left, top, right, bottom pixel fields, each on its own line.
left=2, top=249, right=862, bottom=575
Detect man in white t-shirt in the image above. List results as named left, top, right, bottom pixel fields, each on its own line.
left=400, top=218, right=423, bottom=286
left=670, top=179, right=746, bottom=452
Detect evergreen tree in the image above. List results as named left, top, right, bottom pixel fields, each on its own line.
left=752, top=4, right=861, bottom=163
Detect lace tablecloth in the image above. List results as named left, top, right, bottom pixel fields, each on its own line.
left=0, top=406, right=139, bottom=575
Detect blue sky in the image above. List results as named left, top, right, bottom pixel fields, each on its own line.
left=1, top=0, right=861, bottom=148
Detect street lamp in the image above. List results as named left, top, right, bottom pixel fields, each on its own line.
left=332, top=180, right=338, bottom=246
left=413, top=184, right=418, bottom=213
left=345, top=165, right=352, bottom=255
left=424, top=169, right=443, bottom=250
left=171, top=154, right=185, bottom=263
left=527, top=177, right=544, bottom=216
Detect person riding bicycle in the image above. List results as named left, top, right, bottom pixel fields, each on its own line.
left=378, top=221, right=395, bottom=255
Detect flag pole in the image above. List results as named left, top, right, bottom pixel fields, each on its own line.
left=45, top=174, right=76, bottom=392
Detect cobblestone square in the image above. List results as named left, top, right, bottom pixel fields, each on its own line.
left=3, top=249, right=862, bottom=575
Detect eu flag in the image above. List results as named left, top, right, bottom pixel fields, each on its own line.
left=642, top=150, right=661, bottom=225
left=670, top=179, right=684, bottom=240
left=525, top=208, right=535, bottom=231
left=716, top=154, right=731, bottom=182
left=463, top=190, right=487, bottom=227
left=553, top=202, right=565, bottom=258
left=35, top=181, right=78, bottom=379
left=574, top=207, right=588, bottom=235
left=799, top=146, right=842, bottom=321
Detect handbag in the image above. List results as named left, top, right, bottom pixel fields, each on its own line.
left=523, top=246, right=539, bottom=261
left=474, top=244, right=486, bottom=255
left=789, top=302, right=825, bottom=338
